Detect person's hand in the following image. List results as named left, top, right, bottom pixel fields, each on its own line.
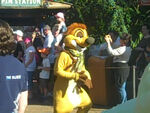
left=37, top=66, right=42, bottom=70
left=32, top=32, right=36, bottom=39
left=104, top=35, right=112, bottom=43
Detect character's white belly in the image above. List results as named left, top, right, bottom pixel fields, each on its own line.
left=67, top=79, right=81, bottom=107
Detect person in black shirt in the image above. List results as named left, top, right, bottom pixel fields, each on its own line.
left=32, top=27, right=44, bottom=66
left=134, top=24, right=150, bottom=77
left=13, top=30, right=25, bottom=62
left=32, top=27, right=44, bottom=50
left=128, top=24, right=150, bottom=66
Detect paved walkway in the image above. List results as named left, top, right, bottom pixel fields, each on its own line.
left=25, top=96, right=108, bottom=113
left=24, top=80, right=111, bottom=113
left=25, top=105, right=106, bottom=113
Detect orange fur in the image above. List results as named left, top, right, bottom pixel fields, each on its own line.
left=65, top=23, right=87, bottom=35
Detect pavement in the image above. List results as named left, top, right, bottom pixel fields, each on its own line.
left=25, top=96, right=108, bottom=113
left=24, top=81, right=109, bottom=113
left=25, top=105, right=106, bottom=113
left=25, top=102, right=107, bottom=113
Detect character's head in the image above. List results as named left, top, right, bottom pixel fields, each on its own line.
left=0, top=19, right=16, bottom=56
left=64, top=23, right=95, bottom=51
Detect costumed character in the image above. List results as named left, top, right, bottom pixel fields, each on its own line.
left=102, top=63, right=150, bottom=113
left=53, top=23, right=95, bottom=113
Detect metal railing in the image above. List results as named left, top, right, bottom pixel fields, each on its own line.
left=104, top=65, right=136, bottom=99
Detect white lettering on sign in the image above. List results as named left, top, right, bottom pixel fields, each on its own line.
left=12, top=75, right=21, bottom=79
left=6, top=75, right=21, bottom=80
left=6, top=76, right=11, bottom=80
left=1, top=0, right=41, bottom=5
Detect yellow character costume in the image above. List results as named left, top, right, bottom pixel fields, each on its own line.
left=53, top=23, right=95, bottom=113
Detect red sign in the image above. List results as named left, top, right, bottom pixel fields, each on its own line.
left=139, top=0, right=150, bottom=5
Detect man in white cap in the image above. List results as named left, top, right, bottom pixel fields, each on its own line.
left=43, top=25, right=56, bottom=65
left=43, top=25, right=54, bottom=49
left=13, top=30, right=26, bottom=62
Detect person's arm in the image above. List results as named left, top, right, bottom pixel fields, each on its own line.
left=107, top=43, right=126, bottom=56
left=38, top=66, right=50, bottom=71
left=105, top=35, right=125, bottom=56
left=136, top=52, right=143, bottom=63
left=17, top=43, right=24, bottom=61
left=47, top=34, right=54, bottom=48
left=25, top=52, right=34, bottom=67
left=54, top=52, right=80, bottom=80
left=17, top=51, right=24, bottom=61
left=18, top=91, right=28, bottom=113
left=38, top=58, right=50, bottom=71
left=39, top=35, right=44, bottom=44
left=32, top=32, right=36, bottom=42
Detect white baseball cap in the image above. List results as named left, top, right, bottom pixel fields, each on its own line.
left=55, top=12, right=64, bottom=19
left=13, top=30, right=23, bottom=37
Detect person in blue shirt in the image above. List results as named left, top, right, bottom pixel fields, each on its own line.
left=0, top=19, right=28, bottom=113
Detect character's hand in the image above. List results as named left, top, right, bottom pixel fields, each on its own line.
left=77, top=78, right=93, bottom=89
left=84, top=79, right=93, bottom=89
left=77, top=78, right=85, bottom=88
left=79, top=71, right=87, bottom=80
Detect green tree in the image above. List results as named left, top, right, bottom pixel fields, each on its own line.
left=60, top=0, right=150, bottom=47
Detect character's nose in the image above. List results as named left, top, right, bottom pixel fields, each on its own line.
left=85, top=37, right=95, bottom=45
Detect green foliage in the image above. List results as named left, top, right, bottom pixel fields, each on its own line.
left=60, top=0, right=150, bottom=47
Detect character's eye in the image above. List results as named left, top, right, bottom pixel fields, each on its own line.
left=74, top=30, right=84, bottom=38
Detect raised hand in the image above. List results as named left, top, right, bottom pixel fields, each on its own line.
left=104, top=34, right=112, bottom=43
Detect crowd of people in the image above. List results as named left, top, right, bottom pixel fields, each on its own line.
left=0, top=12, right=67, bottom=113
left=88, top=24, right=150, bottom=106
left=0, top=10, right=150, bottom=112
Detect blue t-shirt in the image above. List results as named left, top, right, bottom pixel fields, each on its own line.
left=0, top=55, right=28, bottom=113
